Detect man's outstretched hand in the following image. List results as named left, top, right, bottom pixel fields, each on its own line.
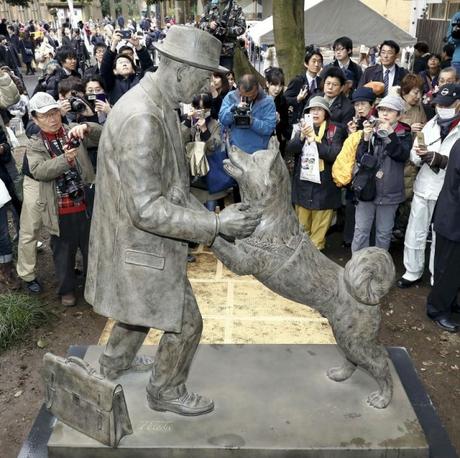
left=218, top=203, right=262, bottom=239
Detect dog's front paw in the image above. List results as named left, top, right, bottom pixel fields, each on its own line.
left=366, top=390, right=391, bottom=409
left=327, top=363, right=356, bottom=382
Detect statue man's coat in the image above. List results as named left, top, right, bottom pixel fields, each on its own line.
left=85, top=73, right=217, bottom=332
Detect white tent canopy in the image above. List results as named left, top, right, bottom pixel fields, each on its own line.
left=248, top=0, right=416, bottom=48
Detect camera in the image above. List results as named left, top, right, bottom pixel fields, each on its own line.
left=68, top=95, right=87, bottom=113
left=119, top=30, right=132, bottom=39
left=56, top=169, right=84, bottom=201
left=232, top=97, right=252, bottom=128
left=65, top=137, right=81, bottom=149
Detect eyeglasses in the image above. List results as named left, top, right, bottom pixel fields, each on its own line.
left=35, top=108, right=60, bottom=120
left=380, top=50, right=395, bottom=57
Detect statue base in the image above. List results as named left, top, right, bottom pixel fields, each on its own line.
left=21, top=344, right=459, bottom=457
left=44, top=344, right=429, bottom=458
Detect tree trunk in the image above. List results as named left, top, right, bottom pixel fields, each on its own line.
left=272, top=0, right=304, bottom=83
left=175, top=0, right=185, bottom=23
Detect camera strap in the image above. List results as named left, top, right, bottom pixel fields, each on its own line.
left=41, top=127, right=68, bottom=159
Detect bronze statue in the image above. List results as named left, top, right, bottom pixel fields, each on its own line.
left=85, top=26, right=261, bottom=416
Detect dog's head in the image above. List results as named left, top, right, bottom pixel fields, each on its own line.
left=223, top=138, right=290, bottom=205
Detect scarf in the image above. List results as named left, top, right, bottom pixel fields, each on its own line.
left=436, top=113, right=460, bottom=141
left=313, top=121, right=327, bottom=172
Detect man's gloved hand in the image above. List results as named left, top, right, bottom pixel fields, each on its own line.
left=429, top=152, right=448, bottom=170
left=218, top=203, right=262, bottom=239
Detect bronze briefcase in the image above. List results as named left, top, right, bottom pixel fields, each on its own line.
left=42, top=352, right=133, bottom=448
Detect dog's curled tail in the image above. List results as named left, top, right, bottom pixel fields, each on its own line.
left=343, top=247, right=395, bottom=305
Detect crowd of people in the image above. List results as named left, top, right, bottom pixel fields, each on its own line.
left=0, top=1, right=459, bottom=334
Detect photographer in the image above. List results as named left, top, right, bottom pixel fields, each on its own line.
left=26, top=92, right=102, bottom=306
left=199, top=0, right=246, bottom=70
left=100, top=30, right=153, bottom=105
left=286, top=96, right=347, bottom=250
left=219, top=73, right=276, bottom=154
left=351, top=95, right=412, bottom=253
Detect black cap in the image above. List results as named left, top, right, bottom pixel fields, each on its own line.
left=432, top=83, right=460, bottom=106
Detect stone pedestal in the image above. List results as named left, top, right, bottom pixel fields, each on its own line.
left=46, top=344, right=429, bottom=458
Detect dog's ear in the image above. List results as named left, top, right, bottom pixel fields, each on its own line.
left=266, top=137, right=280, bottom=171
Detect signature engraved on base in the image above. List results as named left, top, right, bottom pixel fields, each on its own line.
left=138, top=421, right=173, bottom=432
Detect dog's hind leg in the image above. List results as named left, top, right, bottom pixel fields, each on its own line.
left=347, top=343, right=393, bottom=409
left=327, top=358, right=357, bottom=382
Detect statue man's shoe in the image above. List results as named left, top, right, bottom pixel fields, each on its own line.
left=100, top=355, right=154, bottom=380
left=147, top=390, right=214, bottom=416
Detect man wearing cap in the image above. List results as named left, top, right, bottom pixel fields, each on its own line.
left=26, top=92, right=101, bottom=306
left=85, top=26, right=261, bottom=416
left=397, top=84, right=460, bottom=297
left=351, top=94, right=412, bottom=252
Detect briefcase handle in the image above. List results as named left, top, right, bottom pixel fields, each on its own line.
left=67, top=356, right=97, bottom=376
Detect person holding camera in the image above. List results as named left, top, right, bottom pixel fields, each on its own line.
left=219, top=73, right=276, bottom=154
left=26, top=92, right=102, bottom=306
left=100, top=30, right=153, bottom=105
left=287, top=96, right=347, bottom=251
left=199, top=0, right=246, bottom=70
left=351, top=95, right=412, bottom=253
left=397, top=84, right=460, bottom=291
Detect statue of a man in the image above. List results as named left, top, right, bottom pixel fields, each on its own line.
left=84, top=26, right=261, bottom=416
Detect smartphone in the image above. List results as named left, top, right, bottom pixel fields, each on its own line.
left=303, top=113, right=313, bottom=127
left=95, top=93, right=107, bottom=103
left=416, top=132, right=425, bottom=148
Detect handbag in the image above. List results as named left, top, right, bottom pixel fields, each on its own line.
left=351, top=153, right=378, bottom=202
left=42, top=353, right=133, bottom=448
left=205, top=143, right=237, bottom=194
left=185, top=134, right=209, bottom=177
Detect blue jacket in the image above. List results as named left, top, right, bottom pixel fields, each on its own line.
left=219, top=89, right=277, bottom=154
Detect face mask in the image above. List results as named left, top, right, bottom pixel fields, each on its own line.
left=436, top=106, right=456, bottom=119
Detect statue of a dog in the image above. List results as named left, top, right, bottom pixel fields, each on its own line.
left=211, top=140, right=396, bottom=408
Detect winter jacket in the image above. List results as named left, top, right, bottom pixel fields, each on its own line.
left=19, top=39, right=34, bottom=64
left=288, top=122, right=347, bottom=210
left=0, top=71, right=19, bottom=108
left=410, top=115, right=460, bottom=201
left=44, top=66, right=81, bottom=100
left=355, top=122, right=412, bottom=205
left=326, top=93, right=355, bottom=129
left=447, top=11, right=460, bottom=64
left=100, top=47, right=153, bottom=105
left=26, top=123, right=101, bottom=236
left=323, top=59, right=363, bottom=90
left=219, top=88, right=277, bottom=154
left=332, top=130, right=363, bottom=187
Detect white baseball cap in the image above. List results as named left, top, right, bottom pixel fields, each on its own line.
left=29, top=92, right=60, bottom=114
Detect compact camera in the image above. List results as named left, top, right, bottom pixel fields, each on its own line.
left=65, top=137, right=81, bottom=149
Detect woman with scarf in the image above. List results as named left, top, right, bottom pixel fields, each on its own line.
left=286, top=96, right=347, bottom=250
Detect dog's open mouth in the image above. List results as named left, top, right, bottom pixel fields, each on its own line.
left=223, top=158, right=243, bottom=179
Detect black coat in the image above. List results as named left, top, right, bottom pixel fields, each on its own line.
left=358, top=64, right=408, bottom=89
left=288, top=123, right=347, bottom=210
left=284, top=73, right=322, bottom=124
left=327, top=93, right=355, bottom=129
left=433, top=138, right=460, bottom=242
left=323, top=59, right=363, bottom=90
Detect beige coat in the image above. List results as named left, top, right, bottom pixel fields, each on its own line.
left=27, top=123, right=100, bottom=236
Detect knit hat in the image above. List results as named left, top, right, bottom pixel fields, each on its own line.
left=351, top=87, right=376, bottom=104
left=377, top=95, right=405, bottom=113
left=29, top=92, right=59, bottom=114
left=304, top=96, right=331, bottom=115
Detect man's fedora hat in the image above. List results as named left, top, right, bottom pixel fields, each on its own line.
left=154, top=25, right=228, bottom=74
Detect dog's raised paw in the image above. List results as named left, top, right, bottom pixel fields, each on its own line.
left=327, top=363, right=356, bottom=382
left=366, top=391, right=391, bottom=409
